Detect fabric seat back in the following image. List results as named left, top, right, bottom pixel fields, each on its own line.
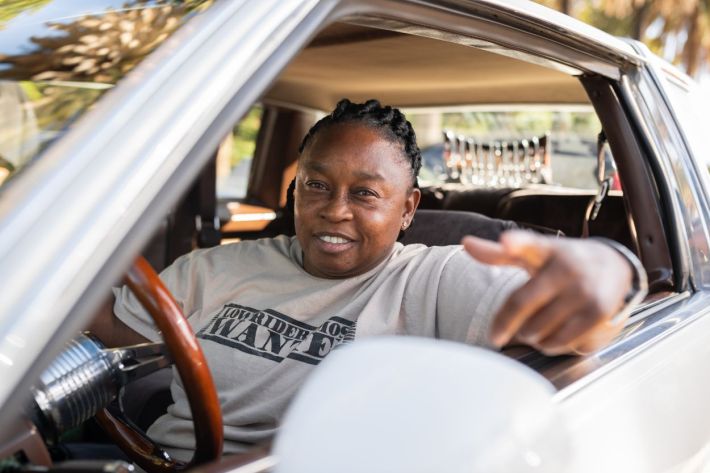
left=399, top=209, right=518, bottom=246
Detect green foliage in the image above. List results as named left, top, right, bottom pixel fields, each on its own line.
left=534, top=0, right=710, bottom=77
left=578, top=7, right=634, bottom=37
left=434, top=110, right=598, bottom=139
left=0, top=0, right=52, bottom=28
left=31, top=83, right=104, bottom=135
left=232, top=105, right=262, bottom=167
left=18, top=80, right=41, bottom=100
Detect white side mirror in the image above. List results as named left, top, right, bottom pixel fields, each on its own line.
left=274, top=337, right=572, bottom=473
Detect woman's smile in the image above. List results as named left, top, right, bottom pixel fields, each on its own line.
left=313, top=232, right=357, bottom=253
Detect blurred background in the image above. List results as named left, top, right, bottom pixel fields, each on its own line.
left=535, top=0, right=709, bottom=80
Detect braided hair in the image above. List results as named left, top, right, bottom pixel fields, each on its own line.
left=300, top=98, right=421, bottom=186
left=286, top=99, right=421, bottom=215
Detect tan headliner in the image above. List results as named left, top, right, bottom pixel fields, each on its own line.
left=265, top=23, right=590, bottom=111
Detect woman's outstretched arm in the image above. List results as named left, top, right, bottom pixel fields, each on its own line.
left=463, top=230, right=646, bottom=356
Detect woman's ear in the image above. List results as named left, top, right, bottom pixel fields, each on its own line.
left=398, top=188, right=421, bottom=240
left=404, top=188, right=421, bottom=220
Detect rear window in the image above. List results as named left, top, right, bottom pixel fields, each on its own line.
left=405, top=106, right=608, bottom=190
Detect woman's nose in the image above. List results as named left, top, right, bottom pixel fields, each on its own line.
left=319, top=192, right=353, bottom=221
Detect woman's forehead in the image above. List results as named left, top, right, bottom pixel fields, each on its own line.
left=302, top=122, right=407, bottom=167
left=301, top=159, right=390, bottom=187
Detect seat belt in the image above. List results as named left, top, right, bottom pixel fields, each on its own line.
left=582, top=131, right=612, bottom=238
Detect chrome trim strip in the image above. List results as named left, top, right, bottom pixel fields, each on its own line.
left=617, top=71, right=694, bottom=289
left=549, top=291, right=710, bottom=399
left=342, top=0, right=643, bottom=79
left=453, top=0, right=642, bottom=63
left=226, top=456, right=278, bottom=473
left=506, top=292, right=689, bottom=366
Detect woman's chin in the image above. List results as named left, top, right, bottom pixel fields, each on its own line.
left=306, top=261, right=357, bottom=279
left=302, top=254, right=366, bottom=279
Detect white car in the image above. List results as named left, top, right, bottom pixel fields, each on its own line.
left=0, top=0, right=708, bottom=472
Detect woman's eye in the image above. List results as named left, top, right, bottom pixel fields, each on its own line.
left=306, top=181, right=327, bottom=190
left=354, top=189, right=377, bottom=198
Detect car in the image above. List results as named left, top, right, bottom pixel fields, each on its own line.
left=0, top=0, right=709, bottom=471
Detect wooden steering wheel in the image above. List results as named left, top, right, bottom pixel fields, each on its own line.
left=95, top=256, right=223, bottom=472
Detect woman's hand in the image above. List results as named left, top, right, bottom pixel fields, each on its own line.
left=87, top=295, right=149, bottom=347
left=462, top=231, right=635, bottom=356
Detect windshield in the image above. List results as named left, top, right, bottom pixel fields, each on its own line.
left=0, top=0, right=214, bottom=188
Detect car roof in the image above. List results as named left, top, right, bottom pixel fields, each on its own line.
left=265, top=23, right=591, bottom=110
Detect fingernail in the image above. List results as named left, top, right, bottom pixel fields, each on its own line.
left=490, top=331, right=507, bottom=347
left=541, top=345, right=566, bottom=357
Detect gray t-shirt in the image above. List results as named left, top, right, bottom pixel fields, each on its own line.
left=114, top=235, right=525, bottom=460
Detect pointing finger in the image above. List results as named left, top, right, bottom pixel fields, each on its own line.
left=461, top=235, right=521, bottom=267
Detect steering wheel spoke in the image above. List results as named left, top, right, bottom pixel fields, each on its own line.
left=104, top=342, right=172, bottom=385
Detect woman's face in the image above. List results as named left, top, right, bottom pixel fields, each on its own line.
left=295, top=122, right=421, bottom=279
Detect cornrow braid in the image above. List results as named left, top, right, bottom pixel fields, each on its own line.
left=298, top=98, right=421, bottom=187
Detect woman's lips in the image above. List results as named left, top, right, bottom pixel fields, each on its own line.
left=313, top=233, right=356, bottom=253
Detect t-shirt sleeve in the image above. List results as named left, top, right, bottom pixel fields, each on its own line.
left=436, top=249, right=527, bottom=348
left=112, top=252, right=202, bottom=342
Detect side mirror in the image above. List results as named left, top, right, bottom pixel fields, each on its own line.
left=274, top=337, right=573, bottom=473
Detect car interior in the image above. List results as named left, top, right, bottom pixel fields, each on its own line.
left=0, top=10, right=685, bottom=472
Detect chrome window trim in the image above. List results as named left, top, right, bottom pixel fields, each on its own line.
left=615, top=72, right=692, bottom=289
left=504, top=292, right=689, bottom=389
left=449, top=0, right=642, bottom=64
left=636, top=48, right=710, bottom=288
left=617, top=50, right=710, bottom=290
left=550, top=291, right=709, bottom=399
left=337, top=0, right=643, bottom=79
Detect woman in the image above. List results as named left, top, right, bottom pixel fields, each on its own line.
left=92, top=99, right=644, bottom=459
